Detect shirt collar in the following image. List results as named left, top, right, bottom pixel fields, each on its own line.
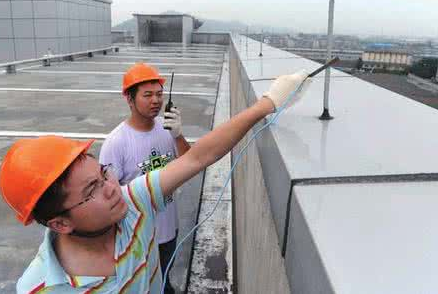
left=42, top=229, right=107, bottom=288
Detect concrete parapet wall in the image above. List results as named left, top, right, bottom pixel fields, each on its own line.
left=230, top=42, right=290, bottom=294
left=230, top=33, right=438, bottom=294
left=192, top=33, right=230, bottom=45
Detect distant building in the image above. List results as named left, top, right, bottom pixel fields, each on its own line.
left=133, top=14, right=198, bottom=46
left=285, top=48, right=362, bottom=61
left=111, top=30, right=133, bottom=43
left=362, top=44, right=412, bottom=72
left=111, top=30, right=125, bottom=43
left=0, top=0, right=112, bottom=63
left=289, top=33, right=363, bottom=51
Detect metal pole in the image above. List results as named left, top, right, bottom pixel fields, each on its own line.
left=246, top=26, right=249, bottom=52
left=320, top=0, right=335, bottom=120
left=259, top=30, right=263, bottom=57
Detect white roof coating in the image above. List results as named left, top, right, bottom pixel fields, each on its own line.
left=294, top=182, right=438, bottom=294
left=231, top=34, right=438, bottom=293
left=248, top=68, right=438, bottom=179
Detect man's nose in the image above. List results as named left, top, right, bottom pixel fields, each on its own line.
left=151, top=94, right=161, bottom=103
left=103, top=180, right=117, bottom=199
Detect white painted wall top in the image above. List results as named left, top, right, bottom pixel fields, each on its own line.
left=232, top=34, right=438, bottom=179
left=243, top=58, right=349, bottom=80
left=253, top=76, right=438, bottom=179
left=294, top=182, right=438, bottom=294
left=231, top=33, right=438, bottom=294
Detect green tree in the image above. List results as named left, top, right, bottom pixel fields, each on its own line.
left=356, top=57, right=363, bottom=70
left=410, top=58, right=438, bottom=79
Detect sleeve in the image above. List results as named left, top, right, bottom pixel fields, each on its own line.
left=127, top=170, right=166, bottom=214
left=99, top=137, right=124, bottom=182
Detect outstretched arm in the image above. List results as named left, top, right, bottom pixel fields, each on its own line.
left=159, top=97, right=274, bottom=196
left=159, top=71, right=310, bottom=196
left=174, top=135, right=191, bottom=156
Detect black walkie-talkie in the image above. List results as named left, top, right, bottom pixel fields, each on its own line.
left=164, top=72, right=175, bottom=130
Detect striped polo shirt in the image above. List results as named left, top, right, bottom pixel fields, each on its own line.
left=16, top=170, right=166, bottom=294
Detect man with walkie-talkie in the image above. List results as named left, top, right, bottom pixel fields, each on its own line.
left=99, top=63, right=190, bottom=294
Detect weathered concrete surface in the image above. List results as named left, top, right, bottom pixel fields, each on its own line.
left=0, top=91, right=215, bottom=138
left=0, top=70, right=219, bottom=95
left=188, top=201, right=232, bottom=294
left=188, top=53, right=233, bottom=293
left=0, top=44, right=226, bottom=293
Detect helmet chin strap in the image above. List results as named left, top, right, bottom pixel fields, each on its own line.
left=70, top=225, right=114, bottom=238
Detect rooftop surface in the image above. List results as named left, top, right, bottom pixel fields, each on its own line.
left=0, top=44, right=227, bottom=293
left=353, top=72, right=438, bottom=109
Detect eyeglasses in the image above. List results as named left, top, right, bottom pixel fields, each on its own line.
left=53, top=164, right=117, bottom=217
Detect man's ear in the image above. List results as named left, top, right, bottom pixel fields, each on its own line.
left=46, top=217, right=74, bottom=235
left=124, top=93, right=135, bottom=108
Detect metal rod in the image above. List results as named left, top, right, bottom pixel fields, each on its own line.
left=169, top=72, right=174, bottom=103
left=309, top=56, right=339, bottom=78
left=320, top=0, right=335, bottom=120
left=246, top=26, right=249, bottom=52
left=259, top=30, right=263, bottom=57
left=249, top=57, right=340, bottom=83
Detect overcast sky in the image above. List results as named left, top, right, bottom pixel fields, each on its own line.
left=111, top=0, right=438, bottom=38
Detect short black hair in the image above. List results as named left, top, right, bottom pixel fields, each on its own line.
left=126, top=80, right=163, bottom=101
left=32, top=153, right=93, bottom=226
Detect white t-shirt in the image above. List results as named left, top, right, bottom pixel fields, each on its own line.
left=99, top=117, right=178, bottom=243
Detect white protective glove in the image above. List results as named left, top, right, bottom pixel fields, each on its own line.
left=263, top=70, right=311, bottom=111
left=163, top=107, right=182, bottom=138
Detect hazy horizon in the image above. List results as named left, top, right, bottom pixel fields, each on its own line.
left=110, top=0, right=438, bottom=39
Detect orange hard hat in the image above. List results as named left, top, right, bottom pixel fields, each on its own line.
left=122, top=63, right=166, bottom=94
left=0, top=136, right=94, bottom=226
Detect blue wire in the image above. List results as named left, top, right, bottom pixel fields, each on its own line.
left=160, top=80, right=307, bottom=294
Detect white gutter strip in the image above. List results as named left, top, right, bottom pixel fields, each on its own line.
left=103, top=55, right=223, bottom=61
left=20, top=70, right=217, bottom=78
left=73, top=61, right=221, bottom=68
left=0, top=131, right=198, bottom=143
left=0, top=88, right=216, bottom=97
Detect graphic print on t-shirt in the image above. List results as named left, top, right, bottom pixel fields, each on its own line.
left=137, top=148, right=175, bottom=203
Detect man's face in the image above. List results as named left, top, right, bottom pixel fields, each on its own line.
left=130, top=81, right=164, bottom=120
left=60, top=156, right=128, bottom=233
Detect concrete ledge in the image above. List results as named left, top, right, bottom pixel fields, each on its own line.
left=230, top=39, right=291, bottom=294
left=0, top=47, right=119, bottom=73
left=188, top=52, right=233, bottom=292
left=192, top=32, right=231, bottom=46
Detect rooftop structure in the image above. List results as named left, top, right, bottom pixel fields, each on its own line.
left=0, top=0, right=112, bottom=63
left=133, top=14, right=202, bottom=46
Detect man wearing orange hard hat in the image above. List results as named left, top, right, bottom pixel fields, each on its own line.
left=100, top=62, right=190, bottom=294
left=0, top=70, right=310, bottom=293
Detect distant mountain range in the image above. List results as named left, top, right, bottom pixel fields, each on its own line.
left=112, top=11, right=296, bottom=34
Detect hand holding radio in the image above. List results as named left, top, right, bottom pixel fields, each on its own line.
left=163, top=107, right=182, bottom=138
